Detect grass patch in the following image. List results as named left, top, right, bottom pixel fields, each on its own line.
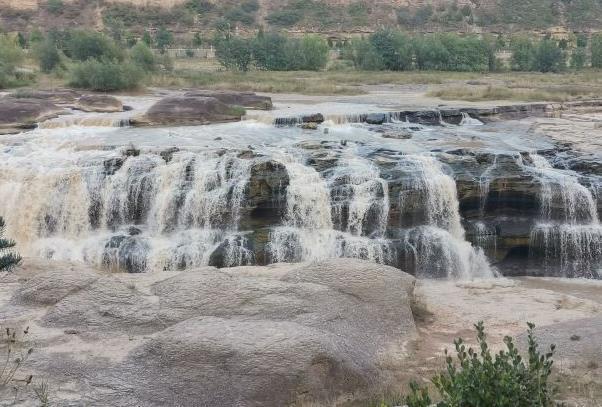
left=427, top=83, right=601, bottom=102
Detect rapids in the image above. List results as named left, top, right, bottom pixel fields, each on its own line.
left=1, top=97, right=601, bottom=279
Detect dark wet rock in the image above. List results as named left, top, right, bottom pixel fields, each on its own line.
left=365, top=113, right=387, bottom=125
left=127, top=227, right=142, bottom=236
left=103, top=157, right=124, bottom=176
left=102, top=235, right=149, bottom=273
left=124, top=146, right=140, bottom=157
left=75, top=95, right=124, bottom=113
left=184, top=90, right=272, bottom=110
left=123, top=105, right=134, bottom=111
left=159, top=147, right=179, bottom=163
left=301, top=113, right=325, bottom=124
left=0, top=97, right=66, bottom=133
left=131, top=96, right=243, bottom=127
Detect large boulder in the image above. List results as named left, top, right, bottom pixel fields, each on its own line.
left=3, top=259, right=416, bottom=406
left=184, top=90, right=273, bottom=110
left=8, top=88, right=82, bottom=105
left=75, top=95, right=124, bottom=113
left=0, top=97, right=66, bottom=134
left=131, top=96, right=244, bottom=127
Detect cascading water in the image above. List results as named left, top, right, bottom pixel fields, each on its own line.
left=0, top=148, right=255, bottom=272
left=526, top=153, right=602, bottom=278
left=396, top=155, right=496, bottom=279
left=267, top=147, right=394, bottom=265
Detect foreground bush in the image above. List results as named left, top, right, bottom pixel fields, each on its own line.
left=405, top=322, right=556, bottom=407
left=68, top=59, right=143, bottom=91
left=0, top=36, right=26, bottom=88
left=0, top=216, right=21, bottom=272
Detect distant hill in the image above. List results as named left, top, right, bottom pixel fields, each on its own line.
left=1, top=0, right=601, bottom=40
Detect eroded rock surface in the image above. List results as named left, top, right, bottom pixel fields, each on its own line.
left=0, top=258, right=416, bottom=406
left=131, top=96, right=244, bottom=127
left=0, top=97, right=66, bottom=133
left=75, top=94, right=124, bottom=113
left=184, top=90, right=273, bottom=110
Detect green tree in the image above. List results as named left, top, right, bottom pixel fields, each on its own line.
left=0, top=217, right=21, bottom=272
left=510, top=36, right=535, bottom=71
left=155, top=27, right=173, bottom=53
left=345, top=38, right=384, bottom=70
left=17, top=32, right=27, bottom=49
left=297, top=35, right=329, bottom=70
left=67, top=30, right=123, bottom=62
left=130, top=41, right=156, bottom=72
left=29, top=30, right=44, bottom=44
left=214, top=35, right=252, bottom=71
left=533, top=38, right=565, bottom=72
left=591, top=34, right=602, bottom=68
left=35, top=39, right=61, bottom=73
left=0, top=36, right=25, bottom=88
left=413, top=35, right=450, bottom=70
left=252, top=31, right=288, bottom=70
left=369, top=29, right=412, bottom=70
left=192, top=32, right=203, bottom=47
left=571, top=48, right=587, bottom=69
left=142, top=31, right=153, bottom=47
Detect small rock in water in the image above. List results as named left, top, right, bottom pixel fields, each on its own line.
left=570, top=334, right=581, bottom=341
left=128, top=227, right=142, bottom=236
left=300, top=122, right=319, bottom=130
left=214, top=137, right=223, bottom=141
left=382, top=131, right=412, bottom=140
left=323, top=127, right=329, bottom=134
left=365, top=113, right=387, bottom=125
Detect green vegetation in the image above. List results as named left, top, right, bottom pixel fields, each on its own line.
left=215, top=31, right=329, bottom=71
left=67, top=30, right=123, bottom=62
left=130, top=42, right=156, bottom=72
left=46, top=0, right=63, bottom=15
left=592, top=34, right=602, bottom=68
left=0, top=36, right=27, bottom=89
left=395, top=322, right=556, bottom=407
left=0, top=216, right=21, bottom=272
left=68, top=59, right=142, bottom=91
left=533, top=38, right=566, bottom=73
left=34, top=39, right=61, bottom=73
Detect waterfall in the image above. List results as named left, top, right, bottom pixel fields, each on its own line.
left=526, top=153, right=602, bottom=277
left=397, top=154, right=496, bottom=279
left=1, top=150, right=255, bottom=272
left=478, top=155, right=498, bottom=216
left=267, top=148, right=393, bottom=265
left=459, top=112, right=483, bottom=126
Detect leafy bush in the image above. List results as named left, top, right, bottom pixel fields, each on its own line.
left=370, top=29, right=412, bottom=70
left=405, top=322, right=556, bottom=407
left=533, top=38, right=565, bottom=73
left=155, top=27, right=173, bottom=53
left=68, top=59, right=143, bottom=91
left=46, top=0, right=63, bottom=15
left=290, top=35, right=329, bottom=70
left=0, top=216, right=21, bottom=271
left=252, top=32, right=289, bottom=70
left=67, top=30, right=123, bottom=62
left=215, top=36, right=253, bottom=71
left=344, top=38, right=384, bottom=70
left=130, top=41, right=156, bottom=72
left=592, top=34, right=602, bottom=68
left=571, top=48, right=587, bottom=69
left=0, top=36, right=26, bottom=88
left=34, top=39, right=61, bottom=73
left=510, top=36, right=535, bottom=71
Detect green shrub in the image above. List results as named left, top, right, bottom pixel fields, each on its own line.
left=591, top=34, right=602, bottom=68
left=68, top=59, right=143, bottom=91
left=510, top=36, right=535, bottom=71
left=130, top=41, right=156, bottom=72
left=215, top=36, right=253, bottom=71
left=294, top=35, right=329, bottom=70
left=67, top=30, right=123, bottom=62
left=35, top=39, right=61, bottom=73
left=405, top=322, right=556, bottom=407
left=252, top=32, right=289, bottom=70
left=46, top=0, right=63, bottom=15
left=155, top=27, right=173, bottom=53
left=370, top=29, right=412, bottom=70
left=534, top=38, right=565, bottom=73
left=344, top=38, right=384, bottom=70
left=571, top=48, right=587, bottom=69
left=0, top=36, right=25, bottom=88
left=0, top=216, right=21, bottom=272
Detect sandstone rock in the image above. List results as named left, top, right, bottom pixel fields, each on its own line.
left=75, top=95, right=124, bottom=113
left=4, top=259, right=416, bottom=406
left=0, top=97, right=66, bottom=133
left=184, top=90, right=273, bottom=110
left=300, top=121, right=319, bottom=130
left=131, top=96, right=243, bottom=127
left=8, top=88, right=81, bottom=105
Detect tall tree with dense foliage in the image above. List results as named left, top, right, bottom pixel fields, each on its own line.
left=533, top=38, right=565, bottom=72
left=155, top=27, right=174, bottom=54
left=510, top=36, right=535, bottom=71
left=0, top=217, right=21, bottom=272
left=130, top=41, right=156, bottom=72
left=67, top=30, right=123, bottom=62
left=369, top=29, right=412, bottom=70
left=591, top=34, right=602, bottom=68
left=35, top=39, right=61, bottom=73
left=0, top=36, right=25, bottom=88
left=252, top=32, right=289, bottom=70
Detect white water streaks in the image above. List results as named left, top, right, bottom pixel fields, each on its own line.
left=396, top=154, right=497, bottom=279
left=525, top=153, right=602, bottom=277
